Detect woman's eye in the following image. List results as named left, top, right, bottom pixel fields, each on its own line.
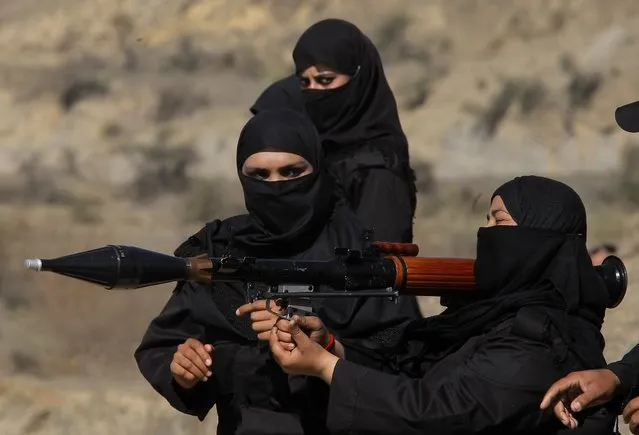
left=300, top=77, right=310, bottom=89
left=317, top=76, right=334, bottom=86
left=282, top=167, right=305, bottom=178
left=248, top=169, right=270, bottom=180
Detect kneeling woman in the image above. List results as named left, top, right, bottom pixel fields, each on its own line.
left=268, top=176, right=616, bottom=434
left=134, top=108, right=421, bottom=435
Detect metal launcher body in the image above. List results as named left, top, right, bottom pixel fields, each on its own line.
left=188, top=242, right=477, bottom=318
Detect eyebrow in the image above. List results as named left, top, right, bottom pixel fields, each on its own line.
left=314, top=72, right=336, bottom=78
left=244, top=161, right=309, bottom=171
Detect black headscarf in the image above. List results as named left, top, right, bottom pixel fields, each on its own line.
left=175, top=108, right=421, bottom=340
left=292, top=19, right=410, bottom=164
left=249, top=75, right=305, bottom=116
left=233, top=108, right=335, bottom=255
left=357, top=176, right=609, bottom=375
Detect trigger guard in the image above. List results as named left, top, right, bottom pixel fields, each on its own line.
left=265, top=298, right=287, bottom=319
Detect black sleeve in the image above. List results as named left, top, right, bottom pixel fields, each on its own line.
left=134, top=281, right=217, bottom=420
left=608, top=344, right=639, bottom=405
left=326, top=334, right=584, bottom=435
left=354, top=167, right=413, bottom=243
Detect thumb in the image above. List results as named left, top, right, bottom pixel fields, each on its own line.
left=290, top=316, right=312, bottom=348
left=570, top=390, right=600, bottom=412
left=294, top=314, right=310, bottom=331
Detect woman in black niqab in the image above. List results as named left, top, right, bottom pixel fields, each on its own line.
left=134, top=108, right=421, bottom=435
left=394, top=175, right=609, bottom=373
left=290, top=18, right=417, bottom=243
left=267, top=175, right=615, bottom=434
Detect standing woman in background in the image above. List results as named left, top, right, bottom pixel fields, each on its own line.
left=294, top=18, right=417, bottom=243
left=252, top=18, right=418, bottom=243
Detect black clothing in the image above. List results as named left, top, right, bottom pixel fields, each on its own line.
left=135, top=109, right=421, bottom=435
left=330, top=313, right=616, bottom=435
left=326, top=175, right=614, bottom=434
left=391, top=176, right=609, bottom=376
left=291, top=19, right=417, bottom=242
left=292, top=19, right=407, bottom=162
left=250, top=75, right=304, bottom=116
left=608, top=345, right=639, bottom=410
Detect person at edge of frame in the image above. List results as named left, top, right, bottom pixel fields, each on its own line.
left=539, top=100, right=639, bottom=435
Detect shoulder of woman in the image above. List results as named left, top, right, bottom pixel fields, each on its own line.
left=173, top=215, right=251, bottom=257
left=462, top=318, right=579, bottom=392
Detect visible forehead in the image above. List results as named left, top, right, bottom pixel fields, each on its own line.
left=243, top=151, right=307, bottom=167
left=490, top=195, right=507, bottom=210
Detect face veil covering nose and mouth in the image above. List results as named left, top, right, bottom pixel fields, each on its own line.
left=234, top=108, right=335, bottom=250
left=472, top=175, right=599, bottom=308
left=292, top=19, right=403, bottom=149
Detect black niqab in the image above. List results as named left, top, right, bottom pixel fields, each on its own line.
left=250, top=75, right=305, bottom=115
left=234, top=108, right=335, bottom=255
left=292, top=19, right=409, bottom=164
left=370, top=176, right=608, bottom=376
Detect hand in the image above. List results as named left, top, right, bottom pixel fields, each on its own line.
left=269, top=315, right=339, bottom=383
left=540, top=369, right=620, bottom=429
left=236, top=299, right=285, bottom=340
left=275, top=315, right=330, bottom=349
left=623, top=397, right=639, bottom=434
left=171, top=338, right=214, bottom=389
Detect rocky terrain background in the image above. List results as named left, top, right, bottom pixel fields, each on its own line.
left=2, top=0, right=639, bottom=433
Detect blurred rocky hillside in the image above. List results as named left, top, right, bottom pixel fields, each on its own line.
left=0, top=0, right=638, bottom=199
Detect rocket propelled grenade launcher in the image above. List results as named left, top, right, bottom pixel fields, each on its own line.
left=24, top=242, right=628, bottom=317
